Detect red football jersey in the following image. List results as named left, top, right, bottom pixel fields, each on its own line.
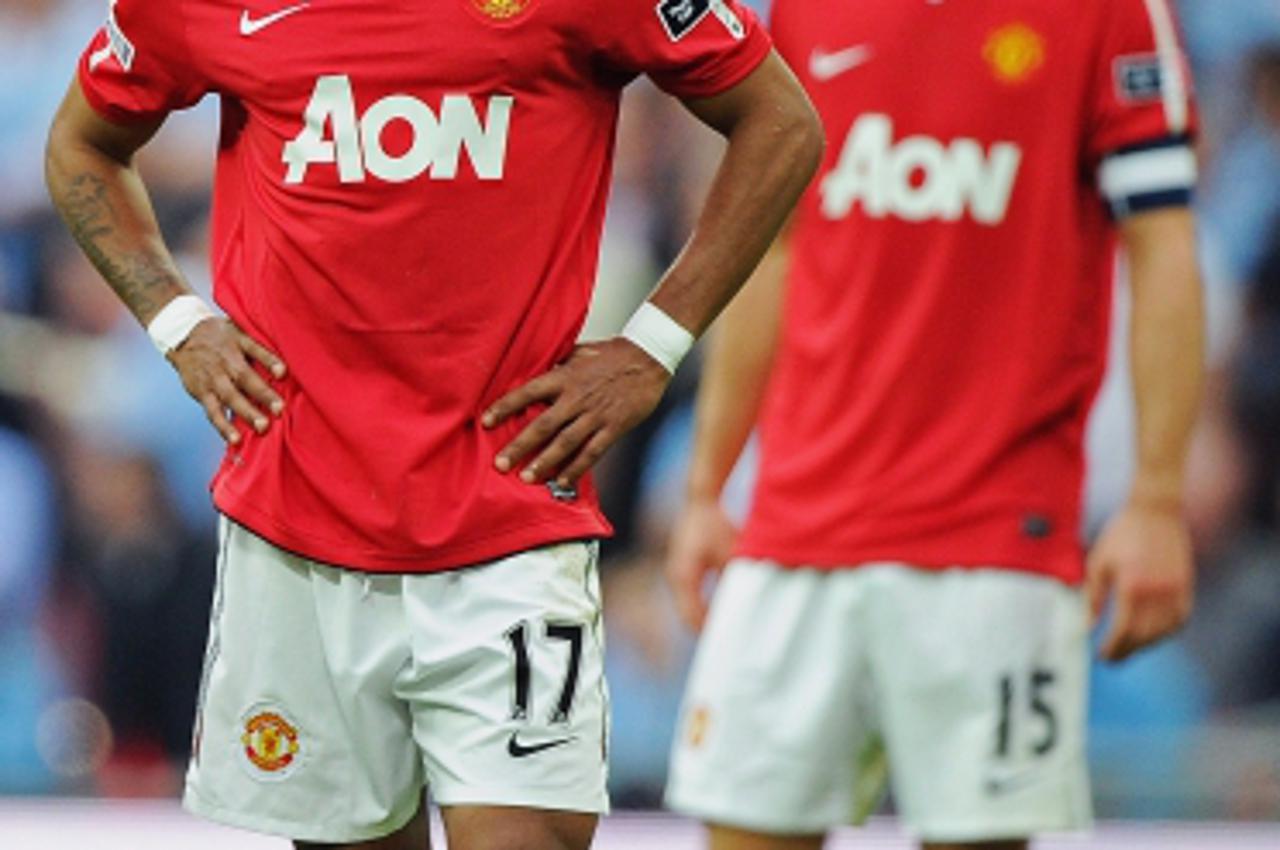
left=79, top=0, right=770, bottom=572
left=737, top=0, right=1197, bottom=584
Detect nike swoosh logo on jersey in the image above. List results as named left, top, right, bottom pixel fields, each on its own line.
left=240, top=3, right=309, bottom=37
left=507, top=733, right=574, bottom=758
left=809, top=45, right=873, bottom=81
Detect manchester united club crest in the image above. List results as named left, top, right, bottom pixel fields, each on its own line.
left=685, top=704, right=711, bottom=748
left=468, top=0, right=534, bottom=22
left=983, top=23, right=1046, bottom=85
left=240, top=706, right=302, bottom=779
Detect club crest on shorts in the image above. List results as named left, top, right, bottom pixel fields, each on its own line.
left=239, top=705, right=302, bottom=779
left=685, top=704, right=711, bottom=748
left=983, top=23, right=1046, bottom=85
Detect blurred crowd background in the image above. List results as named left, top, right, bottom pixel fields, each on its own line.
left=2, top=0, right=1280, bottom=823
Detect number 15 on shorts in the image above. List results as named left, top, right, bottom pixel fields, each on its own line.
left=994, top=667, right=1058, bottom=759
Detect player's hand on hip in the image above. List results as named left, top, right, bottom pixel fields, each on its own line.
left=483, top=337, right=670, bottom=488
left=1086, top=500, right=1195, bottom=663
left=666, top=498, right=738, bottom=632
left=168, top=318, right=287, bottom=445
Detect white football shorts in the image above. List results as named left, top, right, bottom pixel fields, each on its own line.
left=183, top=517, right=609, bottom=843
left=666, top=560, right=1091, bottom=842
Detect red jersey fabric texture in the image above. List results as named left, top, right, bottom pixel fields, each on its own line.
left=738, top=0, right=1197, bottom=585
left=78, top=0, right=771, bottom=572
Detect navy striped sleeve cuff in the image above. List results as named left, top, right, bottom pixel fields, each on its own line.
left=1099, top=136, right=1196, bottom=218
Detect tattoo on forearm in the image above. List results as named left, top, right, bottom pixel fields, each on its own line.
left=55, top=172, right=182, bottom=320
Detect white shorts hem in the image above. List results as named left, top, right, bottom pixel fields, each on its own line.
left=182, top=784, right=422, bottom=843
left=665, top=791, right=846, bottom=836
left=668, top=791, right=1091, bottom=842
left=909, top=816, right=1094, bottom=843
left=916, top=819, right=1095, bottom=839
left=433, top=786, right=611, bottom=816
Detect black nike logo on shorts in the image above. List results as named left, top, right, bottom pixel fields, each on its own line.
left=984, top=769, right=1038, bottom=796
left=507, top=733, right=574, bottom=758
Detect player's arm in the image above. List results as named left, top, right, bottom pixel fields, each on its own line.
left=483, top=52, right=822, bottom=487
left=666, top=233, right=788, bottom=630
left=1088, top=206, right=1203, bottom=661
left=46, top=80, right=285, bottom=445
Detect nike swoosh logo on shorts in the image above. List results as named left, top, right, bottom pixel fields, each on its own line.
left=507, top=733, right=574, bottom=758
left=240, top=3, right=309, bottom=37
left=984, top=769, right=1038, bottom=796
left=808, top=44, right=873, bottom=81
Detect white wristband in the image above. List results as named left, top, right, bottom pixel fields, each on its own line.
left=621, top=301, right=695, bottom=375
left=147, top=295, right=217, bottom=355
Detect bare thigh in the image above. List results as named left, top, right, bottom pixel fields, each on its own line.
left=707, top=823, right=824, bottom=850
left=441, top=805, right=598, bottom=850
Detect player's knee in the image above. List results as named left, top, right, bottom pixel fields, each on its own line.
left=442, top=807, right=597, bottom=850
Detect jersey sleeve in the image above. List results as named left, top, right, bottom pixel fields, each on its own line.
left=77, top=0, right=208, bottom=124
left=593, top=0, right=773, bottom=99
left=1085, top=0, right=1198, bottom=218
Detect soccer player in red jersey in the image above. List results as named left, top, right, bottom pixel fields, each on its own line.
left=666, top=1, right=1202, bottom=848
left=45, top=0, right=822, bottom=847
